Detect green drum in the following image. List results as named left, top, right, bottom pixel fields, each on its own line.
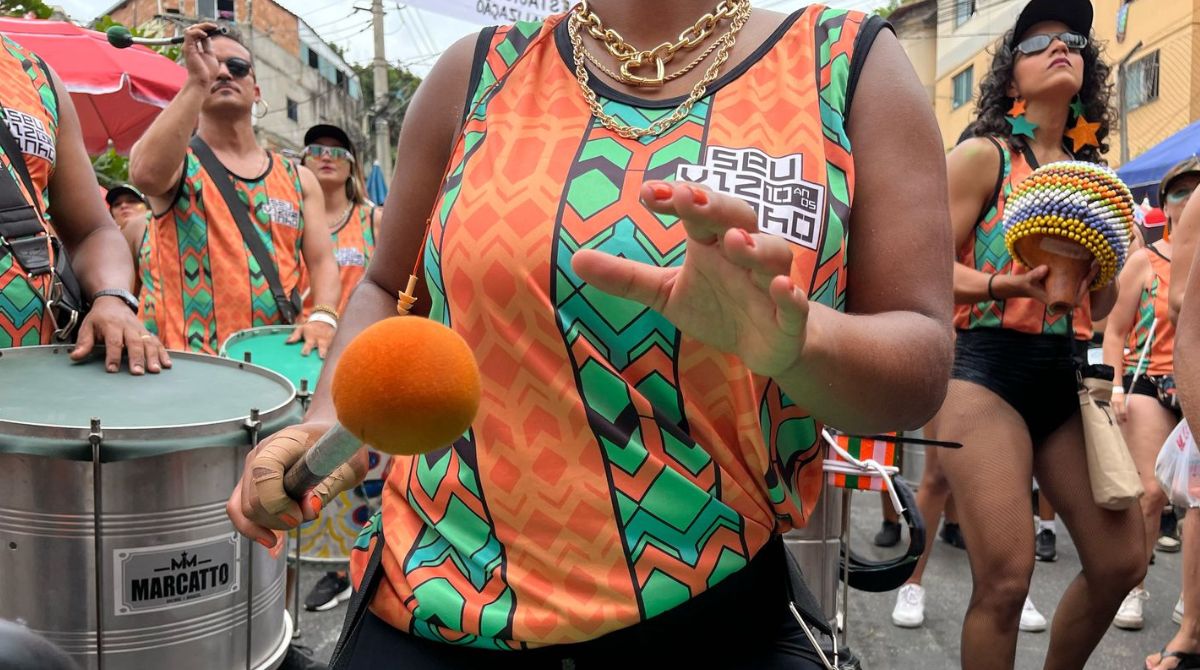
left=219, top=327, right=387, bottom=564
left=0, top=345, right=302, bottom=670
left=220, top=326, right=323, bottom=405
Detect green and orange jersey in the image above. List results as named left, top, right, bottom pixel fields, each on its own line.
left=953, top=139, right=1094, bottom=340
left=138, top=150, right=307, bottom=354
left=301, top=202, right=376, bottom=314
left=0, top=36, right=58, bottom=348
left=1124, top=246, right=1174, bottom=377
left=349, top=6, right=883, bottom=649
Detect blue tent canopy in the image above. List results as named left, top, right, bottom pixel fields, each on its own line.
left=366, top=162, right=388, bottom=206
left=1117, top=118, right=1200, bottom=202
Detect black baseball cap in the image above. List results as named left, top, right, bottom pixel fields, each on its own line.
left=1011, top=0, right=1094, bottom=46
left=105, top=183, right=146, bottom=207
left=303, top=124, right=355, bottom=157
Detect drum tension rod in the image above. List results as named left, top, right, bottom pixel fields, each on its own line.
left=89, top=418, right=106, bottom=670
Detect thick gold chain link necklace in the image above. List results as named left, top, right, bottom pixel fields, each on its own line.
left=575, top=0, right=745, bottom=87
left=568, top=1, right=752, bottom=140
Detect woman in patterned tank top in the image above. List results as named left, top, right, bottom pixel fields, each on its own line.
left=228, top=1, right=955, bottom=666
left=930, top=0, right=1144, bottom=667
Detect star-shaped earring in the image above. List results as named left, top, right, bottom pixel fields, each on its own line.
left=1007, top=114, right=1038, bottom=139
left=1066, top=115, right=1101, bottom=151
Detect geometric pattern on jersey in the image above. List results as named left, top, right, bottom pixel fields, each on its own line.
left=139, top=150, right=306, bottom=354
left=1124, top=248, right=1174, bottom=377
left=0, top=36, right=58, bottom=348
left=952, top=139, right=1093, bottom=339
left=351, top=5, right=874, bottom=649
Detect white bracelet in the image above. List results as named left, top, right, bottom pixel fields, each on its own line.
left=1112, top=385, right=1125, bottom=394
left=307, top=311, right=338, bottom=329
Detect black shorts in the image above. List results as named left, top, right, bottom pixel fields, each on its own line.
left=951, top=328, right=1086, bottom=444
left=335, top=538, right=827, bottom=670
left=1122, top=373, right=1184, bottom=419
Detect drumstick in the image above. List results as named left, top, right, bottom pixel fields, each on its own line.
left=282, top=316, right=481, bottom=499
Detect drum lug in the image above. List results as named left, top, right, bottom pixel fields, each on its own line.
left=88, top=417, right=103, bottom=447
left=243, top=408, right=262, bottom=447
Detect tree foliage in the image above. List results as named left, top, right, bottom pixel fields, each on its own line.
left=0, top=0, right=52, bottom=19
left=351, top=61, right=421, bottom=160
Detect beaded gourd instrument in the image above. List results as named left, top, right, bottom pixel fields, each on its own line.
left=1003, top=161, right=1135, bottom=312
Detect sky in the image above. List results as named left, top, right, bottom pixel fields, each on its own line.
left=56, top=0, right=892, bottom=75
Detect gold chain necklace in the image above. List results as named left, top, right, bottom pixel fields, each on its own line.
left=568, top=2, right=751, bottom=140
left=580, top=34, right=725, bottom=86
left=575, top=0, right=745, bottom=87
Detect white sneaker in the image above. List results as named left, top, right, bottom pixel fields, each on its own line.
left=1020, top=596, right=1047, bottom=632
left=892, top=583, right=925, bottom=628
left=1113, top=588, right=1149, bottom=630
left=1175, top=596, right=1185, bottom=624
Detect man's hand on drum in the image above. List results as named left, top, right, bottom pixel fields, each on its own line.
left=226, top=422, right=369, bottom=549
left=287, top=319, right=335, bottom=358
left=571, top=180, right=808, bottom=378
left=69, top=296, right=172, bottom=375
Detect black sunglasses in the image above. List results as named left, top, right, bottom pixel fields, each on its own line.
left=220, top=57, right=253, bottom=79
left=1015, top=31, right=1088, bottom=56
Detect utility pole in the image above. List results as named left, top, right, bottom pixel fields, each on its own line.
left=372, top=0, right=392, bottom=180
left=1117, top=41, right=1143, bottom=167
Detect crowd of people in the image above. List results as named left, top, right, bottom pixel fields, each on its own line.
left=2, top=0, right=1200, bottom=668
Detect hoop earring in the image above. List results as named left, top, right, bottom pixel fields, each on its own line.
left=253, top=99, right=269, bottom=120
left=1006, top=97, right=1037, bottom=139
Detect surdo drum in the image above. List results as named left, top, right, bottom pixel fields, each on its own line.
left=0, top=345, right=302, bottom=670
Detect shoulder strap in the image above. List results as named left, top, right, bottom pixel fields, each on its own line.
left=1147, top=243, right=1170, bottom=265
left=0, top=107, right=51, bottom=275
left=189, top=136, right=300, bottom=324
left=977, top=136, right=1007, bottom=227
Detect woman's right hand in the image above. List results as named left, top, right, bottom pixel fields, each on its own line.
left=182, top=22, right=221, bottom=89
left=1113, top=390, right=1129, bottom=423
left=995, top=266, right=1051, bottom=304
left=225, top=421, right=368, bottom=550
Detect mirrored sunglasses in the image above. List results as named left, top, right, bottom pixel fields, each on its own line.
left=1166, top=184, right=1198, bottom=204
left=304, top=145, right=354, bottom=162
left=1015, top=31, right=1088, bottom=56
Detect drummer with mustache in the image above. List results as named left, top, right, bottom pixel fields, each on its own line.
left=0, top=33, right=165, bottom=373
left=129, top=24, right=340, bottom=357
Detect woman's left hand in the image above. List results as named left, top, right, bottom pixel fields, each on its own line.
left=571, top=180, right=809, bottom=378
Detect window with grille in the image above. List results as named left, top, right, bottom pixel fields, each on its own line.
left=286, top=98, right=299, bottom=122
left=1126, top=50, right=1160, bottom=111
left=952, top=66, right=974, bottom=109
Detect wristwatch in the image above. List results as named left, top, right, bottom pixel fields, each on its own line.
left=93, top=288, right=139, bottom=315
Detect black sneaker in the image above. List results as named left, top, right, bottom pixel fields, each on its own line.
left=304, top=571, right=352, bottom=612
left=874, top=520, right=901, bottom=547
left=280, top=644, right=327, bottom=670
left=940, top=522, right=967, bottom=550
left=1035, top=528, right=1057, bottom=562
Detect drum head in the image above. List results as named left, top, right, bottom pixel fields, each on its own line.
left=0, top=346, right=301, bottom=459
left=221, top=327, right=324, bottom=393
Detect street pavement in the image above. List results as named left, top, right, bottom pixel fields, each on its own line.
left=293, top=492, right=1185, bottom=669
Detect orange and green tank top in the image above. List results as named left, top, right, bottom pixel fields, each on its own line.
left=0, top=36, right=58, bottom=348
left=138, top=150, right=306, bottom=354
left=1124, top=246, right=1174, bottom=377
left=953, top=138, right=1093, bottom=340
left=302, top=202, right=376, bottom=314
left=349, top=7, right=884, bottom=649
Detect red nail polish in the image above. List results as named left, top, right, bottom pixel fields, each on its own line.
left=650, top=183, right=672, bottom=200
left=690, top=186, right=709, bottom=205
left=739, top=229, right=755, bottom=248
left=310, top=495, right=323, bottom=515
left=257, top=537, right=274, bottom=549
left=281, top=513, right=299, bottom=528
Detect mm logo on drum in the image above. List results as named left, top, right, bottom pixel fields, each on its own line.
left=115, top=534, right=242, bottom=616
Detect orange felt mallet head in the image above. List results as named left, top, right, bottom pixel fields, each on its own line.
left=331, top=316, right=481, bottom=456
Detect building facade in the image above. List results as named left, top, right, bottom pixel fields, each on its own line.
left=895, top=0, right=1200, bottom=166
left=99, top=0, right=364, bottom=153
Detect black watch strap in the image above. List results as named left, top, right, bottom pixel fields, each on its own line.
left=93, top=288, right=139, bottom=315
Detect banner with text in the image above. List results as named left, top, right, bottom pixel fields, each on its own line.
left=403, top=0, right=572, bottom=25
